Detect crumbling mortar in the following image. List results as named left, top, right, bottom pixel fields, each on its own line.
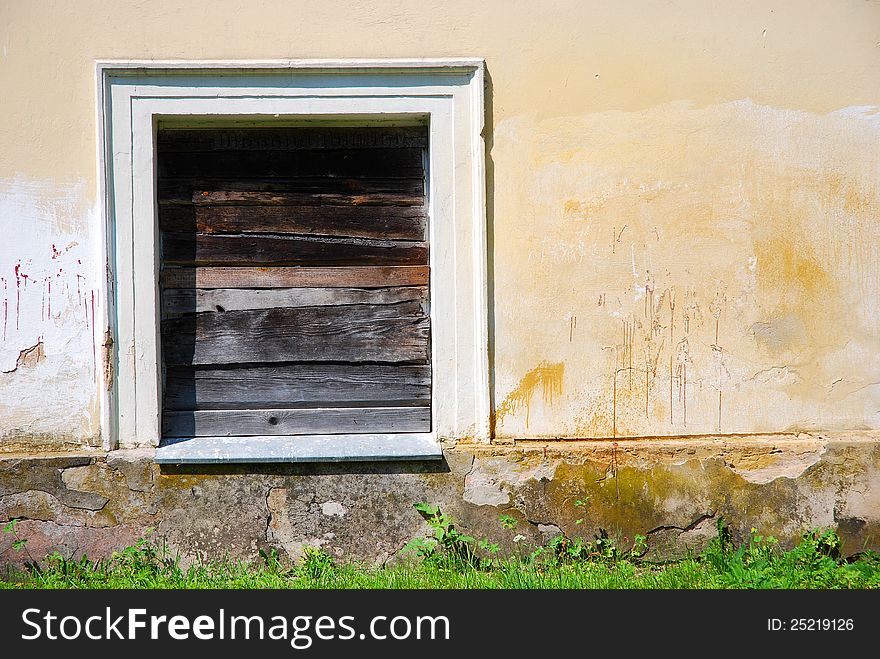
left=381, top=536, right=414, bottom=567
left=2, top=487, right=109, bottom=513
left=264, top=486, right=278, bottom=544
left=462, top=454, right=477, bottom=478
left=645, top=512, right=716, bottom=537
left=0, top=514, right=92, bottom=530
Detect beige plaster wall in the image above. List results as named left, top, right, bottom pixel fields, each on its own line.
left=1, top=0, right=878, bottom=444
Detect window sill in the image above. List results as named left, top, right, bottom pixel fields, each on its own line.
left=153, top=433, right=442, bottom=464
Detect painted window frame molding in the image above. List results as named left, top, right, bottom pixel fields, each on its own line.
left=96, top=59, right=490, bottom=463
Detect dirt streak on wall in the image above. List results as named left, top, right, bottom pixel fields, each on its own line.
left=493, top=101, right=880, bottom=438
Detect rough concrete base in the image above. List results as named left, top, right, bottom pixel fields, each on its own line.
left=1, top=434, right=878, bottom=568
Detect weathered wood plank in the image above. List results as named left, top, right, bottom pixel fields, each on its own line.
left=162, top=233, right=428, bottom=267
left=162, top=286, right=427, bottom=317
left=169, top=190, right=424, bottom=207
left=163, top=364, right=431, bottom=410
left=157, top=126, right=428, bottom=152
left=160, top=266, right=429, bottom=289
left=161, top=301, right=429, bottom=365
left=159, top=204, right=426, bottom=240
left=158, top=148, right=423, bottom=179
left=157, top=177, right=424, bottom=204
left=162, top=406, right=431, bottom=437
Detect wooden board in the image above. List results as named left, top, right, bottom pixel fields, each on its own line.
left=158, top=148, right=424, bottom=179
left=161, top=301, right=429, bottom=366
left=157, top=125, right=432, bottom=439
left=160, top=265, right=429, bottom=289
left=162, top=406, right=431, bottom=437
left=162, top=286, right=427, bottom=317
left=170, top=190, right=424, bottom=207
left=163, top=364, right=431, bottom=410
left=157, top=126, right=428, bottom=152
left=158, top=177, right=424, bottom=204
left=161, top=233, right=428, bottom=267
left=159, top=204, right=426, bottom=240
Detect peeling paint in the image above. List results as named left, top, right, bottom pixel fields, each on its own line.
left=725, top=445, right=828, bottom=485
left=463, top=467, right=510, bottom=507
left=463, top=455, right=558, bottom=507
left=1, top=340, right=45, bottom=373
left=321, top=501, right=347, bottom=517
left=0, top=177, right=99, bottom=448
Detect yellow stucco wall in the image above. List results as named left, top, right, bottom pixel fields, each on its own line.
left=1, top=0, right=878, bottom=443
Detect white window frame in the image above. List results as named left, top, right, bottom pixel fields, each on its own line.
left=96, top=59, right=490, bottom=463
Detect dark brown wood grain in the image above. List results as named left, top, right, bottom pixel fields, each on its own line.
left=161, top=233, right=428, bottom=267
left=161, top=301, right=429, bottom=366
left=159, top=204, right=426, bottom=240
left=158, top=148, right=424, bottom=179
left=162, top=406, right=431, bottom=437
left=157, top=125, right=432, bottom=439
left=163, top=364, right=431, bottom=410
left=174, top=190, right=424, bottom=207
left=160, top=266, right=430, bottom=289
left=162, top=286, right=428, bottom=317
left=157, top=177, right=424, bottom=204
left=157, top=126, right=428, bottom=152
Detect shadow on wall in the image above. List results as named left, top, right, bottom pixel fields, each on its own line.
left=158, top=458, right=452, bottom=478
left=484, top=66, right=498, bottom=439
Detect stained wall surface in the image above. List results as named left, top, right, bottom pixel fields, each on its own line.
left=1, top=1, right=879, bottom=446
left=2, top=437, right=879, bottom=566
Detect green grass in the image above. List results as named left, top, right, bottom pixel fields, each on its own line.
left=2, top=526, right=879, bottom=589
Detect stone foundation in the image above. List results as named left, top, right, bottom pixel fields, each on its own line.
left=2, top=434, right=878, bottom=568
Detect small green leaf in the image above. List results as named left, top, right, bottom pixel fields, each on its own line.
left=414, top=502, right=438, bottom=516
left=499, top=514, right=517, bottom=529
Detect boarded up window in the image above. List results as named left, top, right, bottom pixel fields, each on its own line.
left=156, top=125, right=430, bottom=441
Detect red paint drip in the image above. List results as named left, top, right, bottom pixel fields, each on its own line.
left=47, top=279, right=52, bottom=318
left=51, top=244, right=61, bottom=259
left=13, top=263, right=20, bottom=331
left=17, top=262, right=29, bottom=289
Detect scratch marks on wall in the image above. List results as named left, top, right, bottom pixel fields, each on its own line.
left=600, top=276, right=726, bottom=437
left=708, top=287, right=726, bottom=433
left=492, top=99, right=880, bottom=438
left=4, top=253, right=95, bottom=362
